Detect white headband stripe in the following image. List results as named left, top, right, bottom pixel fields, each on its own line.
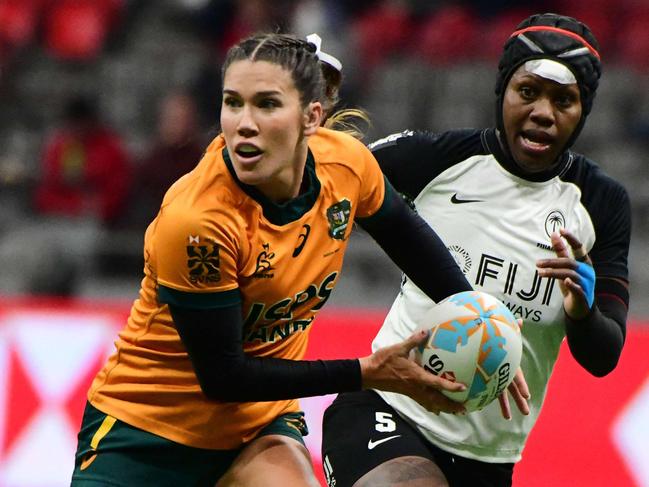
left=306, top=33, right=342, bottom=71
left=518, top=34, right=544, bottom=53
left=558, top=47, right=591, bottom=58
left=516, top=34, right=593, bottom=61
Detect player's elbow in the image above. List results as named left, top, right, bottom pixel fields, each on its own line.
left=588, top=367, right=613, bottom=378
left=585, top=358, right=619, bottom=378
left=198, top=382, right=228, bottom=401
left=195, top=371, right=249, bottom=402
left=569, top=334, right=623, bottom=378
left=579, top=350, right=620, bottom=377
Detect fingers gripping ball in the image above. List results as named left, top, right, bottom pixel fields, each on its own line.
left=414, top=291, right=523, bottom=412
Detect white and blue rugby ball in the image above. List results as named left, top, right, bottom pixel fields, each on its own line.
left=414, top=290, right=523, bottom=412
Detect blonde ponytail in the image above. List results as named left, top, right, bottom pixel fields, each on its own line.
left=323, top=108, right=371, bottom=140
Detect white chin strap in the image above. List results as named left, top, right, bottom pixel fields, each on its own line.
left=524, top=59, right=576, bottom=84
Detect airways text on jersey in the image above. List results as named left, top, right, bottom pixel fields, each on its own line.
left=474, top=252, right=558, bottom=322
left=443, top=244, right=560, bottom=323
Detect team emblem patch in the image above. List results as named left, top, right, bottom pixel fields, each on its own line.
left=187, top=244, right=220, bottom=283
left=326, top=199, right=351, bottom=240
left=253, top=242, right=275, bottom=278
left=448, top=244, right=472, bottom=275
left=545, top=210, right=566, bottom=237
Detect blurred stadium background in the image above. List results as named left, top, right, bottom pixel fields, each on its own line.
left=0, top=1, right=647, bottom=486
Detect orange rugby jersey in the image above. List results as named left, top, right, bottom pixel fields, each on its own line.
left=88, top=127, right=386, bottom=449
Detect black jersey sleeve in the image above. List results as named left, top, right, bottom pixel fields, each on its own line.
left=170, top=303, right=361, bottom=402
left=566, top=156, right=631, bottom=283
left=357, top=179, right=472, bottom=302
left=565, top=286, right=628, bottom=377
left=588, top=180, right=631, bottom=280
left=562, top=156, right=631, bottom=376
left=368, top=129, right=484, bottom=200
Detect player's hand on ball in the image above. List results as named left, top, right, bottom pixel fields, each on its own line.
left=497, top=318, right=530, bottom=419
left=498, top=367, right=530, bottom=420
left=413, top=291, right=522, bottom=412
left=536, top=229, right=595, bottom=320
left=359, top=330, right=467, bottom=415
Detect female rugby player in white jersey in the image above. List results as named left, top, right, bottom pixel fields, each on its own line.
left=322, top=12, right=630, bottom=487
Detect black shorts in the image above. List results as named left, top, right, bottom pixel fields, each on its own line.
left=321, top=390, right=514, bottom=487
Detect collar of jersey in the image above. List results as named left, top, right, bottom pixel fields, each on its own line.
left=483, top=128, right=573, bottom=182
left=222, top=147, right=321, bottom=225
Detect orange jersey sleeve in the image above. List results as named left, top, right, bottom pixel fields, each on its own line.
left=153, top=188, right=241, bottom=295
left=354, top=138, right=386, bottom=218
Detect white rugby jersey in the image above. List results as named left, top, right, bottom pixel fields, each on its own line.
left=369, top=128, right=630, bottom=463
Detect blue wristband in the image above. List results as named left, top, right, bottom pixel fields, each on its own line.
left=575, top=261, right=595, bottom=308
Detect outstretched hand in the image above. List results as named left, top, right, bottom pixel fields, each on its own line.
left=359, top=330, right=467, bottom=415
left=497, top=318, right=530, bottom=419
left=498, top=368, right=530, bottom=419
left=536, top=228, right=594, bottom=320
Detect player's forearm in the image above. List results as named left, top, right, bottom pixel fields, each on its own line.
left=199, top=356, right=361, bottom=402
left=169, top=303, right=362, bottom=402
left=564, top=295, right=626, bottom=377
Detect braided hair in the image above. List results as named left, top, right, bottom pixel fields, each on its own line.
left=495, top=13, right=602, bottom=150
left=222, top=33, right=325, bottom=109
left=222, top=32, right=371, bottom=140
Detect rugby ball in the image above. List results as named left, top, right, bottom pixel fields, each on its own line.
left=414, top=290, right=522, bottom=412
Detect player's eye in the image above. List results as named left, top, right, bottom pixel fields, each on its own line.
left=223, top=96, right=242, bottom=108
left=519, top=86, right=536, bottom=100
left=258, top=98, right=280, bottom=109
left=555, top=93, right=577, bottom=109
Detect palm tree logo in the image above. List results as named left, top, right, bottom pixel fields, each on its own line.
left=544, top=211, right=566, bottom=237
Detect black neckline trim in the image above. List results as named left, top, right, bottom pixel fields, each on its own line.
left=222, top=147, right=321, bottom=225
left=482, top=128, right=572, bottom=182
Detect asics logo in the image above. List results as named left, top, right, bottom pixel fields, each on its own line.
left=367, top=435, right=401, bottom=450
left=292, top=224, right=311, bottom=257
left=451, top=193, right=483, bottom=204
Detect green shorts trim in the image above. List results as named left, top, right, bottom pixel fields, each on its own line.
left=257, top=407, right=309, bottom=443
left=71, top=402, right=308, bottom=486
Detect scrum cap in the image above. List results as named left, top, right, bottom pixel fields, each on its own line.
left=495, top=13, right=602, bottom=145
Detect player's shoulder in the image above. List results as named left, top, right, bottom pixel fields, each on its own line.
left=369, top=128, right=483, bottom=152
left=160, top=134, right=243, bottom=218
left=309, top=127, right=371, bottom=164
left=203, top=132, right=227, bottom=155
left=565, top=152, right=629, bottom=202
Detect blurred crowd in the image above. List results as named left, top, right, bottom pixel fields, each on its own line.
left=0, top=0, right=647, bottom=312
left=4, top=0, right=649, bottom=67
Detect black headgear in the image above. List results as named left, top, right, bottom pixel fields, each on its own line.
left=495, top=13, right=602, bottom=150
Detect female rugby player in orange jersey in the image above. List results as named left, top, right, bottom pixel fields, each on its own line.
left=71, top=33, right=477, bottom=486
